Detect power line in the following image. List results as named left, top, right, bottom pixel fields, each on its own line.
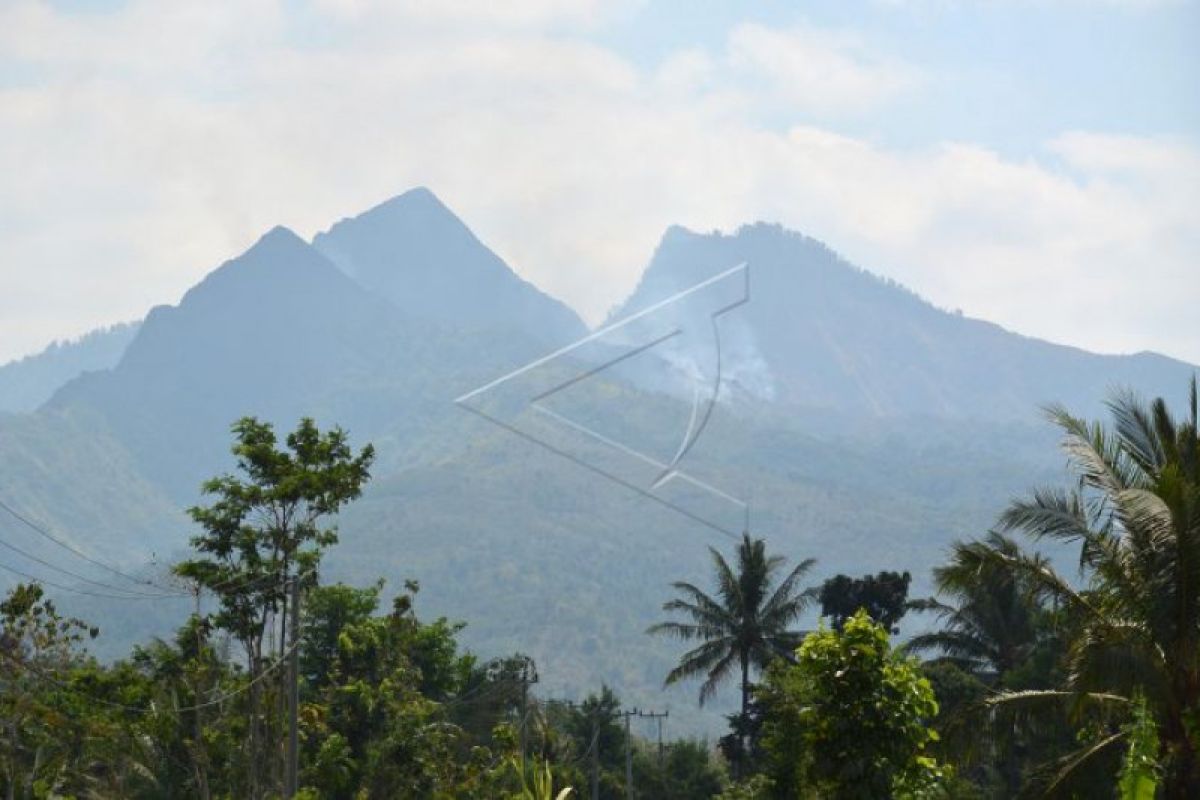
left=0, top=499, right=324, bottom=604
left=0, top=495, right=346, bottom=604
left=180, top=566, right=318, bottom=598
left=0, top=495, right=185, bottom=594
left=638, top=709, right=669, bottom=770
left=0, top=527, right=185, bottom=599
left=0, top=635, right=301, bottom=716
left=0, top=559, right=188, bottom=601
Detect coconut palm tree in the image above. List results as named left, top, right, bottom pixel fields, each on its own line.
left=907, top=531, right=1046, bottom=681
left=968, top=379, right=1200, bottom=798
left=647, top=533, right=817, bottom=720
left=909, top=532, right=1074, bottom=797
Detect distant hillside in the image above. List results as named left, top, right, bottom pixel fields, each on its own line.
left=0, top=322, right=139, bottom=412
left=608, top=223, right=1194, bottom=420
left=325, top=387, right=1063, bottom=735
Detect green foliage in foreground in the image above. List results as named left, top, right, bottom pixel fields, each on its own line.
left=758, top=611, right=945, bottom=799
left=966, top=381, right=1200, bottom=797
left=6, top=378, right=1200, bottom=798
left=0, top=416, right=728, bottom=799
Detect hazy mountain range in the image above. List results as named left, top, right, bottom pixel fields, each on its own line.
left=0, top=187, right=1194, bottom=733
left=0, top=321, right=139, bottom=413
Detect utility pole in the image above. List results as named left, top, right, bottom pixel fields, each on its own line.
left=192, top=582, right=212, bottom=800
left=591, top=716, right=600, bottom=800
left=638, top=710, right=668, bottom=771
left=488, top=657, right=539, bottom=776
left=518, top=658, right=538, bottom=777
left=284, top=576, right=300, bottom=798
left=621, top=708, right=639, bottom=800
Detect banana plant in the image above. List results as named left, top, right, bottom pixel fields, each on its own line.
left=509, top=755, right=574, bottom=800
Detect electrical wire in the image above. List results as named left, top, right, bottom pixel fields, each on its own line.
left=0, top=526, right=185, bottom=598
left=440, top=677, right=521, bottom=709
left=0, top=559, right=188, bottom=601
left=0, top=491, right=322, bottom=602
left=0, top=495, right=186, bottom=594
left=0, top=636, right=301, bottom=715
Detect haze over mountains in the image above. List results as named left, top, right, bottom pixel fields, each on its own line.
left=0, top=186, right=1195, bottom=731
left=0, top=322, right=139, bottom=413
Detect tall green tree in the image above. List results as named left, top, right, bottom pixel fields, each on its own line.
left=648, top=533, right=816, bottom=775
left=0, top=583, right=97, bottom=800
left=818, top=570, right=911, bottom=633
left=967, top=380, right=1200, bottom=797
left=299, top=579, right=518, bottom=798
left=909, top=532, right=1075, bottom=796
left=648, top=534, right=817, bottom=714
left=175, top=416, right=374, bottom=799
left=758, top=610, right=944, bottom=799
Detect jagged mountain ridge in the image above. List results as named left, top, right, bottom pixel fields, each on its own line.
left=46, top=204, right=581, bottom=503
left=313, top=187, right=586, bottom=344
left=48, top=226, right=447, bottom=501
left=607, top=223, right=1194, bottom=420
left=0, top=321, right=140, bottom=413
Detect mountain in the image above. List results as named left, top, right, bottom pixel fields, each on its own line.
left=2, top=190, right=1196, bottom=734
left=607, top=223, right=1194, bottom=420
left=0, top=322, right=140, bottom=413
left=313, top=187, right=585, bottom=344
left=47, top=217, right=563, bottom=503
left=47, top=227, right=441, bottom=501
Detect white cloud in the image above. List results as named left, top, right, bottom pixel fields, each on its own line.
left=0, top=0, right=1197, bottom=367
left=876, top=0, right=1188, bottom=8
left=307, top=0, right=642, bottom=28
left=725, top=23, right=921, bottom=115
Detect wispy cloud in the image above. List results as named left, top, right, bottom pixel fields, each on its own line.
left=725, top=23, right=921, bottom=116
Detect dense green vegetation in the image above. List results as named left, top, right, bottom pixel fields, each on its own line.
left=2, top=378, right=1198, bottom=797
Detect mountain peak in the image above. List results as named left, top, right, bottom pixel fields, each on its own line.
left=312, top=188, right=585, bottom=342
left=611, top=220, right=1198, bottom=419
left=346, top=186, right=453, bottom=227
left=251, top=224, right=309, bottom=254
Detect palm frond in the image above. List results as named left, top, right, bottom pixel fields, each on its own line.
left=1106, top=388, right=1167, bottom=475
left=904, top=631, right=992, bottom=667
left=1048, top=402, right=1150, bottom=493
left=999, top=488, right=1101, bottom=549
left=1025, top=730, right=1126, bottom=799
left=760, top=557, right=817, bottom=623
left=663, top=637, right=732, bottom=690
left=697, top=649, right=739, bottom=706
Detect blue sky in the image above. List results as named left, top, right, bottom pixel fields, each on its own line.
left=600, top=1, right=1200, bottom=152
left=2, top=0, right=1198, bottom=364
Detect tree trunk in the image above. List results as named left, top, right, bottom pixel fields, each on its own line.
left=740, top=650, right=750, bottom=720
left=737, top=649, right=751, bottom=781
left=1162, top=728, right=1200, bottom=799
left=248, top=638, right=262, bottom=800
left=1162, top=679, right=1200, bottom=800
